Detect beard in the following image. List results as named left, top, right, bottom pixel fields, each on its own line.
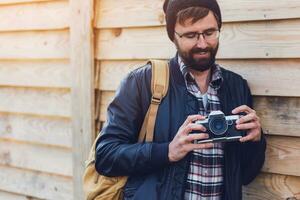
left=175, top=40, right=219, bottom=72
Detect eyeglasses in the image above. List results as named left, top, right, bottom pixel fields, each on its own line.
left=175, top=28, right=220, bottom=43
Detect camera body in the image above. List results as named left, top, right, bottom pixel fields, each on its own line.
left=194, top=110, right=245, bottom=143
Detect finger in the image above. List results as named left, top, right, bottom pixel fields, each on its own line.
left=182, top=115, right=206, bottom=127
left=185, top=142, right=214, bottom=151
left=185, top=133, right=209, bottom=143
left=236, top=113, right=258, bottom=124
left=181, top=123, right=207, bottom=135
left=236, top=122, right=258, bottom=130
left=240, top=133, right=257, bottom=142
left=232, top=105, right=253, bottom=114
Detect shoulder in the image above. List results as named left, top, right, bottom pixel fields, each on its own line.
left=117, top=62, right=152, bottom=97
left=219, top=66, right=246, bottom=82
left=123, top=63, right=152, bottom=86
left=218, top=65, right=249, bottom=89
left=217, top=65, right=253, bottom=108
left=130, top=63, right=152, bottom=78
left=219, top=65, right=251, bottom=94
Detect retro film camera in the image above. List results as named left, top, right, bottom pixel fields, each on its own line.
left=194, top=110, right=245, bottom=143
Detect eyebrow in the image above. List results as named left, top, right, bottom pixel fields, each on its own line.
left=181, top=28, right=218, bottom=35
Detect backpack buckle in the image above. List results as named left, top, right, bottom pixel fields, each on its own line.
left=151, top=96, right=162, bottom=105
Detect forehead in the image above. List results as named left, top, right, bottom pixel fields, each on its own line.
left=175, top=11, right=219, bottom=32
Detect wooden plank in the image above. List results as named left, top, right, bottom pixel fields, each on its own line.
left=0, top=87, right=71, bottom=117
left=262, top=136, right=300, bottom=177
left=0, top=113, right=72, bottom=148
left=0, top=30, right=68, bottom=59
left=94, top=61, right=101, bottom=90
left=0, top=0, right=55, bottom=5
left=98, top=60, right=145, bottom=91
left=0, top=190, right=41, bottom=200
left=70, top=0, right=94, bottom=198
left=0, top=165, right=72, bottom=200
left=96, top=0, right=300, bottom=28
left=100, top=92, right=300, bottom=138
left=254, top=96, right=300, bottom=138
left=99, top=91, right=114, bottom=122
left=0, top=60, right=70, bottom=88
left=0, top=139, right=72, bottom=176
left=98, top=59, right=300, bottom=97
left=221, top=59, right=300, bottom=97
left=96, top=19, right=300, bottom=60
left=243, top=173, right=300, bottom=199
left=0, top=1, right=69, bottom=31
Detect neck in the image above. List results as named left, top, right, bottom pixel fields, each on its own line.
left=190, top=68, right=211, bottom=94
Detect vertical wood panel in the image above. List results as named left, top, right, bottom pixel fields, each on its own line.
left=70, top=0, right=94, bottom=199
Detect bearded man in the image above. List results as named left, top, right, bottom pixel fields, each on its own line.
left=95, top=0, right=266, bottom=199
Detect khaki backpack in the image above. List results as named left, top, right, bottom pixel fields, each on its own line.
left=83, top=60, right=169, bottom=200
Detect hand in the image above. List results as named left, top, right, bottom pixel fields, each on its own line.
left=232, top=105, right=262, bottom=143
left=168, top=115, right=213, bottom=162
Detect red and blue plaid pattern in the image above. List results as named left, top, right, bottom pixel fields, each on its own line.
left=178, top=56, right=224, bottom=200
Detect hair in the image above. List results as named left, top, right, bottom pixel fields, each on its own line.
left=176, top=7, right=221, bottom=28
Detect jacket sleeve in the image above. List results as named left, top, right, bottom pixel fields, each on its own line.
left=240, top=80, right=267, bottom=185
left=94, top=69, right=170, bottom=177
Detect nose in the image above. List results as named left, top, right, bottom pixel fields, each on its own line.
left=195, top=34, right=208, bottom=49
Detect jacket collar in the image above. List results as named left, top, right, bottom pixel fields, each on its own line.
left=169, top=56, right=187, bottom=87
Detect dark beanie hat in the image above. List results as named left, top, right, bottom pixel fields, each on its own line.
left=163, top=0, right=222, bottom=41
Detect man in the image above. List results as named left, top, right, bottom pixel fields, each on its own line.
left=95, top=0, right=266, bottom=199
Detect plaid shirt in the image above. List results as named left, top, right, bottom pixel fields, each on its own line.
left=178, top=56, right=224, bottom=200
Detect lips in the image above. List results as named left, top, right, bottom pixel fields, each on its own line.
left=193, top=51, right=210, bottom=58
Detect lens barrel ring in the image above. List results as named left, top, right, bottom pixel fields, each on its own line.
left=208, top=117, right=228, bottom=135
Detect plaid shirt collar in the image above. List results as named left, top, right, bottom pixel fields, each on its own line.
left=178, top=55, right=223, bottom=90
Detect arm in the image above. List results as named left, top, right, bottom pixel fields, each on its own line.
left=95, top=70, right=170, bottom=177
left=232, top=80, right=266, bottom=185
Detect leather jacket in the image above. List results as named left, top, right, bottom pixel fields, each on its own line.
left=95, top=56, right=266, bottom=200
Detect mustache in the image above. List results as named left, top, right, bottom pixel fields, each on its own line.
left=191, top=47, right=212, bottom=54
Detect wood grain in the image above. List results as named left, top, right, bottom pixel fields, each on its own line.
left=0, top=139, right=72, bottom=176
left=70, top=0, right=94, bottom=198
left=96, top=0, right=300, bottom=28
left=96, top=19, right=300, bottom=60
left=0, top=30, right=69, bottom=59
left=0, top=0, right=57, bottom=5
left=0, top=60, right=70, bottom=88
left=0, top=165, right=72, bottom=199
left=0, top=190, right=41, bottom=200
left=0, top=1, right=69, bottom=31
left=243, top=173, right=300, bottom=200
left=97, top=59, right=300, bottom=97
left=0, top=113, right=72, bottom=147
left=263, top=136, right=300, bottom=177
left=254, top=96, right=300, bottom=137
left=0, top=87, right=71, bottom=117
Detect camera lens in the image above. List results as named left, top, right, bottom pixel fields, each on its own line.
left=209, top=117, right=228, bottom=135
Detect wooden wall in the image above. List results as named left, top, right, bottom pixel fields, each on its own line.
left=0, top=0, right=73, bottom=199
left=0, top=0, right=299, bottom=199
left=95, top=0, right=300, bottom=199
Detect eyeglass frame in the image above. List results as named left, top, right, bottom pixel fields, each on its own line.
left=174, top=28, right=220, bottom=42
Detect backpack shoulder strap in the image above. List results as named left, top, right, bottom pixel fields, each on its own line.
left=138, top=60, right=169, bottom=142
